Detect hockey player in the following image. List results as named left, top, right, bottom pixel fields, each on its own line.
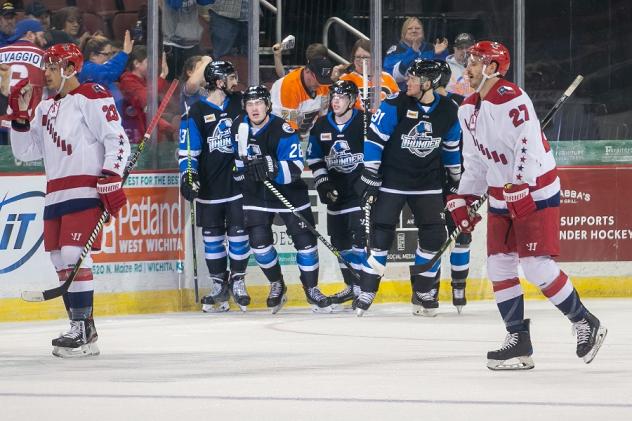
left=449, top=40, right=607, bottom=369
left=233, top=85, right=333, bottom=314
left=307, top=80, right=365, bottom=304
left=9, top=43, right=130, bottom=357
left=179, top=60, right=251, bottom=312
left=354, top=59, right=461, bottom=316
left=433, top=59, right=470, bottom=313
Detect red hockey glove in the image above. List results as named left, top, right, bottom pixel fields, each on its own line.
left=503, top=183, right=536, bottom=219
left=97, top=171, right=127, bottom=217
left=446, top=194, right=482, bottom=234
left=8, top=79, right=33, bottom=121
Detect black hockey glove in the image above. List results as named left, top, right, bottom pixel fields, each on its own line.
left=180, top=172, right=200, bottom=202
left=315, top=177, right=339, bottom=205
left=354, top=167, right=382, bottom=206
left=245, top=156, right=278, bottom=182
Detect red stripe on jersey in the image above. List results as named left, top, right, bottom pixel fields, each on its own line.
left=542, top=271, right=568, bottom=298
left=488, top=168, right=558, bottom=199
left=493, top=277, right=520, bottom=292
left=47, top=175, right=99, bottom=193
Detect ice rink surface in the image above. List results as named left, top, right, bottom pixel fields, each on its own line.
left=0, top=298, right=630, bottom=421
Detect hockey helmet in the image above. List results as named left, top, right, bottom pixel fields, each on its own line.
left=204, top=60, right=236, bottom=90
left=242, top=85, right=271, bottom=111
left=43, top=43, right=84, bottom=73
left=434, top=59, right=452, bottom=88
left=329, top=80, right=358, bottom=104
left=467, top=41, right=510, bottom=76
left=406, top=59, right=442, bottom=89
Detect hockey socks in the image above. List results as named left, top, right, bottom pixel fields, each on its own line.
left=492, top=278, right=526, bottom=333
left=540, top=271, right=587, bottom=323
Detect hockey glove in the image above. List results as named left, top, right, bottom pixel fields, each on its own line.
left=446, top=167, right=461, bottom=195
left=354, top=168, right=382, bottom=206
left=180, top=171, right=200, bottom=202
left=503, top=183, right=536, bottom=219
left=97, top=171, right=127, bottom=217
left=8, top=79, right=34, bottom=121
left=315, top=177, right=339, bottom=205
left=446, top=194, right=482, bottom=234
left=245, top=156, right=278, bottom=182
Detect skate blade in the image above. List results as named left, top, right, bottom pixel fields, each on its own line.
left=356, top=307, right=366, bottom=317
left=270, top=294, right=288, bottom=315
left=412, top=305, right=438, bottom=317
left=487, top=356, right=534, bottom=371
left=583, top=326, right=608, bottom=364
left=330, top=303, right=353, bottom=313
left=311, top=304, right=334, bottom=314
left=238, top=305, right=248, bottom=313
left=202, top=302, right=230, bottom=313
left=52, top=343, right=100, bottom=358
left=455, top=305, right=463, bottom=315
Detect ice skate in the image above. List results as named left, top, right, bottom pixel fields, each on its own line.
left=355, top=291, right=376, bottom=317
left=573, top=312, right=607, bottom=364
left=487, top=320, right=534, bottom=370
left=229, top=273, right=251, bottom=312
left=411, top=290, right=438, bottom=317
left=329, top=285, right=354, bottom=305
left=52, top=319, right=100, bottom=358
left=267, top=280, right=287, bottom=314
left=305, top=286, right=334, bottom=313
left=451, top=280, right=467, bottom=314
left=201, top=273, right=230, bottom=313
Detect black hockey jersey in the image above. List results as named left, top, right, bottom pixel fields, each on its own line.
left=365, top=92, right=461, bottom=194
left=232, top=114, right=310, bottom=212
left=306, top=109, right=365, bottom=210
left=178, top=93, right=243, bottom=201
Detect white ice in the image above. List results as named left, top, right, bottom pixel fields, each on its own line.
left=0, top=299, right=630, bottom=421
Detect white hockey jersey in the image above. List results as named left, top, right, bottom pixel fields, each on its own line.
left=11, top=83, right=131, bottom=219
left=458, top=79, right=559, bottom=213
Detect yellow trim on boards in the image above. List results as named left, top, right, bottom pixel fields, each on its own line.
left=1, top=277, right=631, bottom=322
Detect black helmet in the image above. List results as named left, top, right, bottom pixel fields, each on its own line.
left=329, top=80, right=359, bottom=103
left=434, top=59, right=451, bottom=88
left=242, top=85, right=271, bottom=110
left=204, top=60, right=236, bottom=90
left=407, top=59, right=442, bottom=89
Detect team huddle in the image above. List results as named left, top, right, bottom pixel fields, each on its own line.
left=9, top=40, right=607, bottom=370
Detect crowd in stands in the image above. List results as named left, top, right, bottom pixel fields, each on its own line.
left=0, top=0, right=472, bottom=148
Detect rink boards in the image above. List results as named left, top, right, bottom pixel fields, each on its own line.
left=1, top=167, right=632, bottom=322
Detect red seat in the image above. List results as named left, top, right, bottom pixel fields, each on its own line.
left=111, top=11, right=139, bottom=42
left=23, top=0, right=69, bottom=10
left=122, top=0, right=145, bottom=12
left=82, top=12, right=109, bottom=37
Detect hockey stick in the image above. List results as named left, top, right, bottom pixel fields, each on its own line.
left=184, top=102, right=199, bottom=302
left=408, top=75, right=583, bottom=276
left=21, top=80, right=179, bottom=302
left=236, top=123, right=360, bottom=281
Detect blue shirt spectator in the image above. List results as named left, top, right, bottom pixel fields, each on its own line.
left=79, top=31, right=134, bottom=112
left=383, top=17, right=449, bottom=90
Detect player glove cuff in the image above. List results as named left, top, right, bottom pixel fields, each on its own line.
left=446, top=194, right=481, bottom=234
left=503, top=183, right=536, bottom=219
left=97, top=171, right=127, bottom=217
left=180, top=171, right=200, bottom=202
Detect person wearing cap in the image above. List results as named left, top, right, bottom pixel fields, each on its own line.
left=384, top=17, right=449, bottom=90
left=445, top=32, right=475, bottom=96
left=270, top=43, right=333, bottom=141
left=25, top=0, right=51, bottom=31
left=0, top=18, right=46, bottom=144
left=0, top=1, right=16, bottom=47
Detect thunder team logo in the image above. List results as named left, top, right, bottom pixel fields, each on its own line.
left=325, top=140, right=363, bottom=173
left=206, top=118, right=234, bottom=153
left=401, top=121, right=441, bottom=158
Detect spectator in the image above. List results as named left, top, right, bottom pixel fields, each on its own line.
left=163, top=0, right=215, bottom=81
left=270, top=43, right=333, bottom=141
left=383, top=17, right=448, bottom=89
left=207, top=0, right=247, bottom=58
left=0, top=19, right=46, bottom=145
left=339, top=38, right=399, bottom=110
left=51, top=7, right=90, bottom=49
left=445, top=32, right=475, bottom=96
left=79, top=30, right=134, bottom=113
left=119, top=45, right=174, bottom=142
left=180, top=54, right=212, bottom=108
left=44, top=29, right=76, bottom=49
left=25, top=1, right=51, bottom=31
left=0, top=2, right=16, bottom=47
